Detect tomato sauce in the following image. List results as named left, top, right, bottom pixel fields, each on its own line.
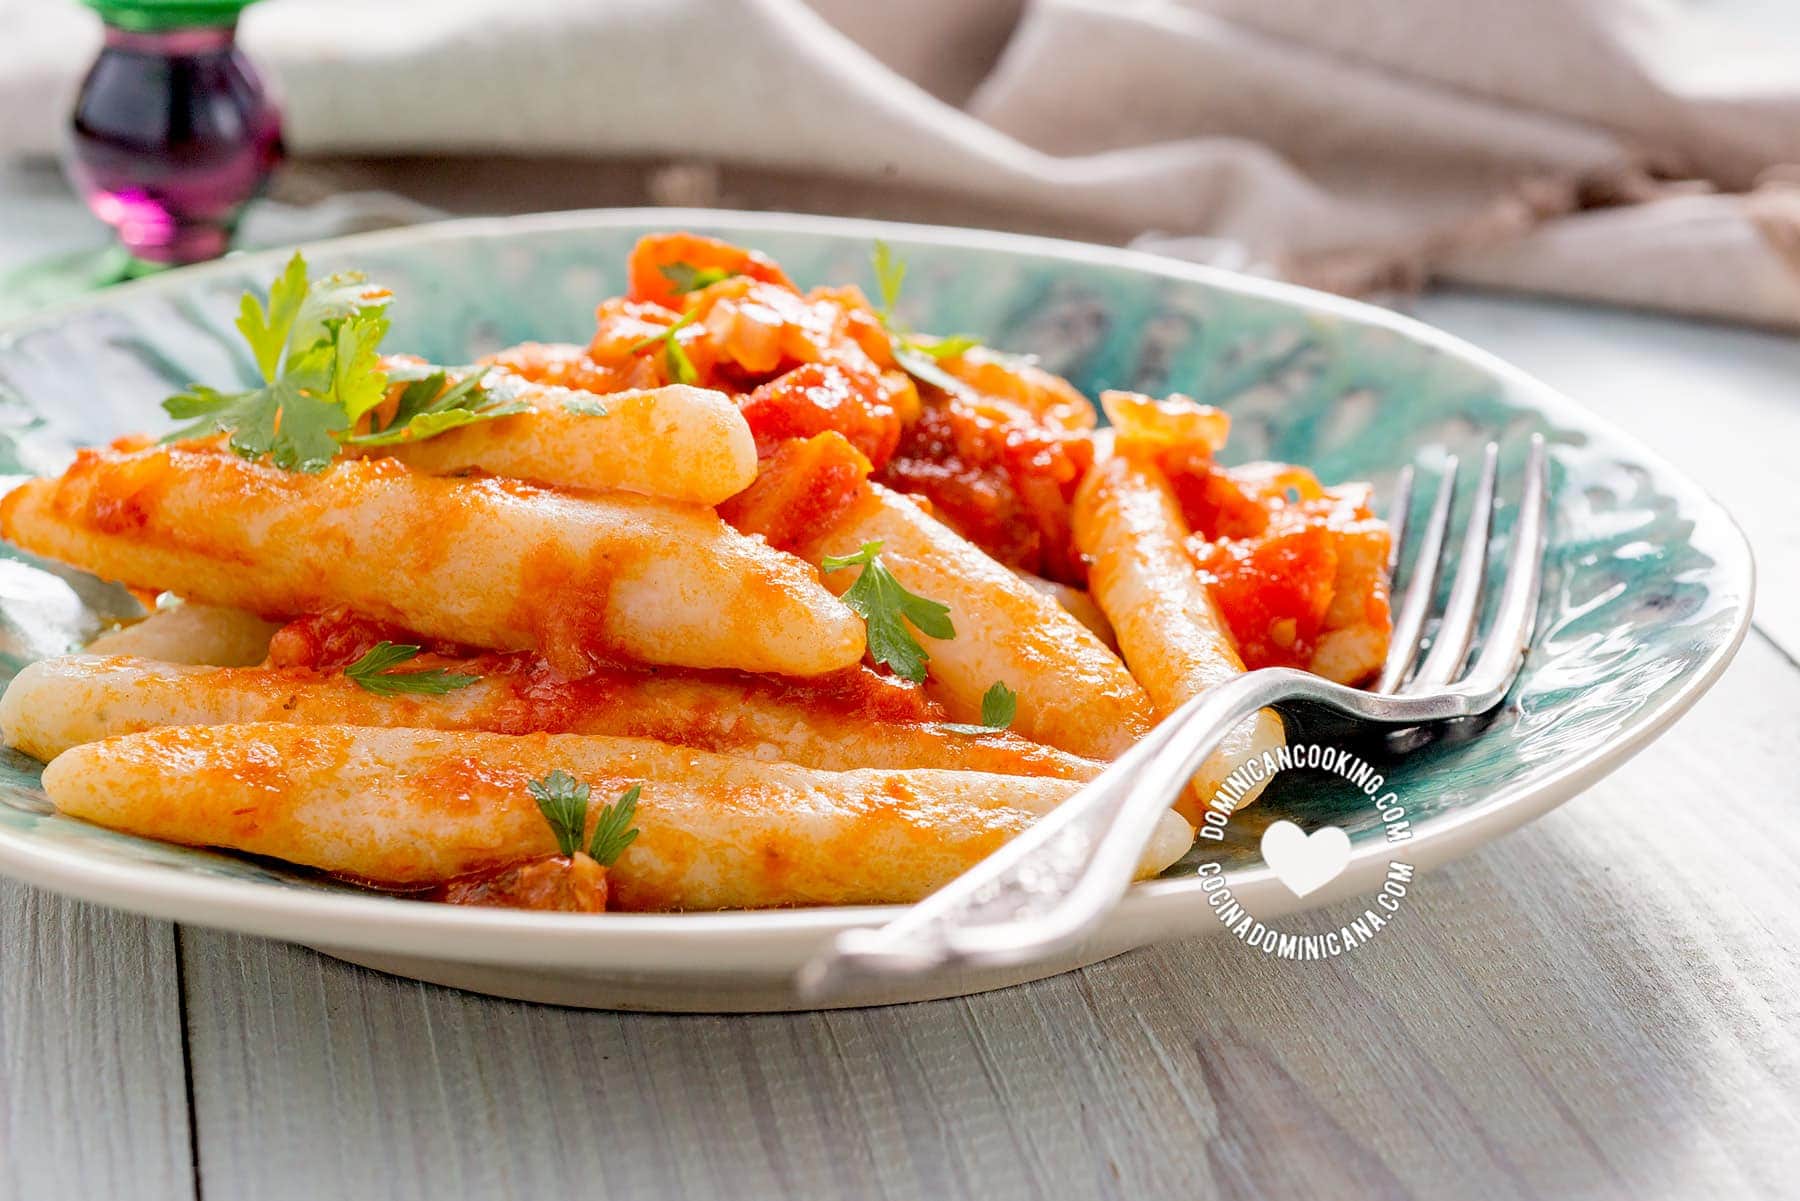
left=266, top=605, right=472, bottom=670
left=626, top=232, right=795, bottom=309
left=878, top=395, right=1094, bottom=583
left=738, top=361, right=902, bottom=467
left=717, top=431, right=871, bottom=554
left=444, top=236, right=1392, bottom=691
left=433, top=853, right=610, bottom=912
left=1169, top=458, right=1391, bottom=676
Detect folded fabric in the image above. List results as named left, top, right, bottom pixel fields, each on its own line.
left=3, top=0, right=1798, bottom=326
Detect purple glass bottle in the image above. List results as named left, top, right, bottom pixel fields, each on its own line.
left=65, top=0, right=282, bottom=271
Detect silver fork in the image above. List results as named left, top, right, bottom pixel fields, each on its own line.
left=798, top=435, right=1550, bottom=997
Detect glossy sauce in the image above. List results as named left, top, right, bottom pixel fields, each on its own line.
left=1172, top=459, right=1392, bottom=679
left=432, top=854, right=610, bottom=912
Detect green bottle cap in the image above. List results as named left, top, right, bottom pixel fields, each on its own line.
left=82, top=0, right=255, bottom=32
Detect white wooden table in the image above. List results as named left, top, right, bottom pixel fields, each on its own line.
left=3, top=162, right=1799, bottom=1201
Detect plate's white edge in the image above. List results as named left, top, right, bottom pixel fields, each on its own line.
left=0, top=207, right=1759, bottom=971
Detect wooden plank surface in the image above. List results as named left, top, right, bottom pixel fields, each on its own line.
left=176, top=633, right=1800, bottom=1201
left=0, top=888, right=193, bottom=1200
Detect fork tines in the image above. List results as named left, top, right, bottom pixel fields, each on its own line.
left=1377, top=436, right=1549, bottom=699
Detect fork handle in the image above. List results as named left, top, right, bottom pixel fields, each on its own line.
left=798, top=669, right=1302, bottom=994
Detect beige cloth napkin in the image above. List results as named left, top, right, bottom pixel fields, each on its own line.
left=5, top=0, right=1800, bottom=326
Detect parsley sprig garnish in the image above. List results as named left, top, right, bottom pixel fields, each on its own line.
left=164, top=254, right=532, bottom=470
left=658, top=261, right=734, bottom=294
left=343, top=641, right=479, bottom=696
left=586, top=783, right=642, bottom=865
left=627, top=308, right=700, bottom=385
left=943, top=681, right=1019, bottom=736
left=821, top=540, right=954, bottom=683
left=870, top=241, right=982, bottom=391
left=163, top=254, right=385, bottom=471
left=342, top=364, right=531, bottom=447
left=528, top=770, right=642, bottom=866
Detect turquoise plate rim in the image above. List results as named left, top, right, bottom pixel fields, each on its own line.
left=0, top=208, right=1756, bottom=961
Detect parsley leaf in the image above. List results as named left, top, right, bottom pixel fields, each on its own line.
left=867, top=241, right=982, bottom=391
left=343, top=641, right=479, bottom=696
left=587, top=783, right=641, bottom=866
left=329, top=305, right=392, bottom=424
left=943, top=681, right=1019, bottom=735
left=872, top=239, right=907, bottom=316
left=165, top=256, right=532, bottom=468
left=982, top=680, right=1018, bottom=726
left=562, top=396, right=610, bottom=417
left=821, top=539, right=954, bottom=683
left=164, top=373, right=351, bottom=473
left=286, top=268, right=394, bottom=360
left=628, top=307, right=700, bottom=385
left=527, top=772, right=642, bottom=865
left=905, top=333, right=982, bottom=360
left=666, top=342, right=698, bottom=385
left=658, top=261, right=733, bottom=294
left=163, top=253, right=393, bottom=472
left=889, top=343, right=969, bottom=394
left=237, top=251, right=308, bottom=382
left=162, top=384, right=238, bottom=421
left=343, top=366, right=532, bottom=447
left=528, top=769, right=591, bottom=859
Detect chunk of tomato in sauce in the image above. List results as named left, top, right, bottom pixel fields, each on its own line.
left=582, top=297, right=720, bottom=390
left=717, top=431, right=872, bottom=555
left=627, top=233, right=795, bottom=309
left=738, top=361, right=903, bottom=468
left=1165, top=457, right=1327, bottom=541
left=433, top=853, right=610, bottom=912
left=1166, top=455, right=1391, bottom=678
left=267, top=605, right=471, bottom=671
left=879, top=399, right=1094, bottom=583
left=1190, top=524, right=1339, bottom=671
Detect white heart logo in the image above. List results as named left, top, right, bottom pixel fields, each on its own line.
left=1260, top=821, right=1351, bottom=898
